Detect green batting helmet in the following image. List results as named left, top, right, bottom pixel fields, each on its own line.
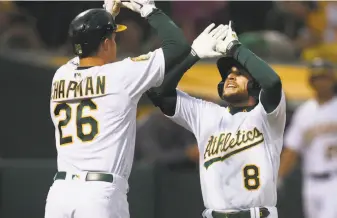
left=69, top=8, right=127, bottom=58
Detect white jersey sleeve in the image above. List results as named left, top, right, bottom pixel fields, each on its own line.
left=166, top=90, right=219, bottom=142
left=257, top=90, right=287, bottom=138
left=121, top=48, right=165, bottom=103
left=284, top=105, right=305, bottom=152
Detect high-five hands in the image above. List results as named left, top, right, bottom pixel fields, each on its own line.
left=215, top=21, right=241, bottom=56
left=120, top=0, right=156, bottom=17
left=104, top=0, right=122, bottom=18
left=191, top=23, right=229, bottom=59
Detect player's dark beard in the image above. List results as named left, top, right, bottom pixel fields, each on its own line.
left=222, top=92, right=249, bottom=105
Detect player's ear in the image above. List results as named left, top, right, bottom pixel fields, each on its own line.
left=102, top=38, right=111, bottom=52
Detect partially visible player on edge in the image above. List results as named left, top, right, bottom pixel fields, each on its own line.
left=45, top=0, right=196, bottom=217
left=278, top=58, right=337, bottom=218
left=147, top=22, right=286, bottom=218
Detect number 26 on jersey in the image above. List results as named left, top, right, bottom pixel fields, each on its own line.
left=54, top=99, right=99, bottom=145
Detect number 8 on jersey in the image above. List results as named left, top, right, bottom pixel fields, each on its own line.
left=243, top=165, right=260, bottom=190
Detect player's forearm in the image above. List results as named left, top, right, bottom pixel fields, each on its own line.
left=233, top=45, right=282, bottom=112
left=278, top=148, right=298, bottom=179
left=146, top=9, right=190, bottom=71
left=233, top=46, right=281, bottom=90
left=151, top=50, right=199, bottom=95
left=146, top=51, right=200, bottom=116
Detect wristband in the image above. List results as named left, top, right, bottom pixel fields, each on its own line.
left=141, top=4, right=156, bottom=17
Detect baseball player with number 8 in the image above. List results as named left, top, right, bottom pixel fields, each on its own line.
left=147, top=22, right=286, bottom=218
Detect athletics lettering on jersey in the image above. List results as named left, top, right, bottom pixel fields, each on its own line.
left=51, top=76, right=106, bottom=100
left=204, top=127, right=264, bottom=169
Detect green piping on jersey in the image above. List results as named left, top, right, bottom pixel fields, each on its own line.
left=204, top=139, right=264, bottom=169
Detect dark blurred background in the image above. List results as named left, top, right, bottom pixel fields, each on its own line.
left=0, top=1, right=336, bottom=218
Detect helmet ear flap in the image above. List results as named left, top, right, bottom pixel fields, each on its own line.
left=218, top=81, right=225, bottom=99
left=247, top=80, right=261, bottom=99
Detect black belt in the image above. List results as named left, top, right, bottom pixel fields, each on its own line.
left=309, top=171, right=337, bottom=180
left=212, top=207, right=270, bottom=218
left=54, top=171, right=114, bottom=183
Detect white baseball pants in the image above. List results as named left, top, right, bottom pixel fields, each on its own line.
left=44, top=172, right=129, bottom=218
left=303, top=176, right=337, bottom=218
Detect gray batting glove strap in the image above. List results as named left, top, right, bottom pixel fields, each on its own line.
left=227, top=40, right=241, bottom=57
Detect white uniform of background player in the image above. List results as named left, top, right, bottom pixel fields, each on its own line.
left=284, top=97, right=337, bottom=218
left=279, top=58, right=337, bottom=218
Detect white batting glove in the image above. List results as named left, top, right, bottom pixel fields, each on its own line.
left=191, top=23, right=229, bottom=59
left=215, top=21, right=241, bottom=56
left=104, top=0, right=122, bottom=18
left=121, top=0, right=156, bottom=18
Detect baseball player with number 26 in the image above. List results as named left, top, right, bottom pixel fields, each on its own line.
left=147, top=22, right=286, bottom=218
left=44, top=0, right=227, bottom=217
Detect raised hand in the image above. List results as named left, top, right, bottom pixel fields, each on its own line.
left=215, top=21, right=241, bottom=56
left=104, top=0, right=122, bottom=18
left=121, top=0, right=156, bottom=17
left=191, top=23, right=229, bottom=59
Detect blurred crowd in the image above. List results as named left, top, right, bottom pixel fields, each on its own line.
left=0, top=1, right=335, bottom=169
left=2, top=1, right=337, bottom=62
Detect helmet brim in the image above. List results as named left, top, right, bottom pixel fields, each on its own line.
left=116, top=24, right=127, bottom=32
left=217, top=57, right=242, bottom=80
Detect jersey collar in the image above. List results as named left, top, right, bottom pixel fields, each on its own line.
left=227, top=105, right=256, bottom=115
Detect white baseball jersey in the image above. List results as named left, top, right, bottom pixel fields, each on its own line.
left=167, top=90, right=286, bottom=211
left=285, top=97, right=337, bottom=175
left=50, top=49, right=165, bottom=179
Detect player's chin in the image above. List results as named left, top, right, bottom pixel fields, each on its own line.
left=222, top=88, right=240, bottom=98
left=222, top=92, right=247, bottom=103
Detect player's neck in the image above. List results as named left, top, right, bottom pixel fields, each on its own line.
left=227, top=97, right=257, bottom=114
left=230, top=97, right=256, bottom=107
left=227, top=104, right=256, bottom=114
left=79, top=57, right=106, bottom=67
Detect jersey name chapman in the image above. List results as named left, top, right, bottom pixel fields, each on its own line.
left=51, top=76, right=106, bottom=100
left=204, top=127, right=264, bottom=169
